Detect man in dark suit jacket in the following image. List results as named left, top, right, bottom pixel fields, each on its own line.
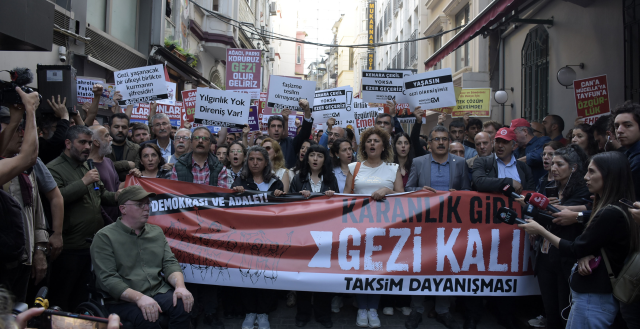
left=472, top=127, right=536, bottom=194
left=466, top=127, right=534, bottom=329
left=405, top=126, right=470, bottom=192
left=404, top=125, right=469, bottom=329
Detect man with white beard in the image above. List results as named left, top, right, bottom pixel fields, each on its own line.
left=89, top=125, right=122, bottom=223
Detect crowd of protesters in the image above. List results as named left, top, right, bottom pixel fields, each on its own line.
left=1, top=82, right=640, bottom=329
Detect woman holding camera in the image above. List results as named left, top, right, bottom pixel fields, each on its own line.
left=519, top=151, right=640, bottom=328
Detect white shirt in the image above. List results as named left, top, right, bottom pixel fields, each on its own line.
left=348, top=162, right=398, bottom=194
left=308, top=174, right=322, bottom=193
left=157, top=139, right=172, bottom=159
left=274, top=168, right=289, bottom=181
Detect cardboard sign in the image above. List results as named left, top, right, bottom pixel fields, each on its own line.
left=451, top=88, right=492, bottom=118
left=361, top=70, right=412, bottom=103
left=262, top=114, right=300, bottom=137
left=114, top=64, right=168, bottom=105
left=156, top=101, right=183, bottom=127
left=350, top=103, right=379, bottom=144
left=157, top=82, right=178, bottom=105
left=573, top=75, right=610, bottom=125
left=125, top=103, right=149, bottom=124
left=226, top=49, right=261, bottom=92
left=403, top=68, right=456, bottom=110
left=77, top=77, right=107, bottom=107
left=248, top=105, right=260, bottom=131
left=181, top=89, right=196, bottom=127
left=430, top=87, right=462, bottom=115
left=267, top=76, right=316, bottom=112
left=312, top=86, right=354, bottom=124
left=194, top=87, right=250, bottom=127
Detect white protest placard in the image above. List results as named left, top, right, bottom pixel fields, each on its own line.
left=114, top=64, right=168, bottom=105
left=403, top=68, right=456, bottom=110
left=157, top=82, right=178, bottom=105
left=312, top=86, right=354, bottom=124
left=194, top=87, right=250, bottom=127
left=77, top=77, right=106, bottom=107
left=348, top=100, right=379, bottom=144
left=267, top=76, right=316, bottom=111
left=361, top=70, right=413, bottom=104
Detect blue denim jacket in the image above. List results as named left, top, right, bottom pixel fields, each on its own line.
left=514, top=135, right=551, bottom=183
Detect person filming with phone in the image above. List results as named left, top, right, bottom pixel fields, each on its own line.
left=90, top=185, right=193, bottom=329
left=519, top=152, right=640, bottom=328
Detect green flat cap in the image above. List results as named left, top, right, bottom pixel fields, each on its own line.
left=118, top=185, right=156, bottom=206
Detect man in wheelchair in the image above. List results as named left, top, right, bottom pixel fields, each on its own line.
left=90, top=186, right=193, bottom=329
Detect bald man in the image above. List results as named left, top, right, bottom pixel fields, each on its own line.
left=449, top=142, right=465, bottom=158
left=87, top=125, right=121, bottom=222
left=466, top=132, right=493, bottom=169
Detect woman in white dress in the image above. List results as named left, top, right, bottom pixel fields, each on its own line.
left=261, top=137, right=291, bottom=193
left=343, top=127, right=405, bottom=328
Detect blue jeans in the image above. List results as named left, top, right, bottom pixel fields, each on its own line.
left=566, top=289, right=619, bottom=329
left=356, top=294, right=381, bottom=310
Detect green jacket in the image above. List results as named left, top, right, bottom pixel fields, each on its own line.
left=174, top=151, right=224, bottom=186
left=106, top=140, right=140, bottom=182
left=91, top=219, right=182, bottom=302
left=47, top=152, right=118, bottom=250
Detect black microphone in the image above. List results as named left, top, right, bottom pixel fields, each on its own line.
left=495, top=207, right=527, bottom=225
left=501, top=184, right=523, bottom=200
left=523, top=203, right=555, bottom=226
left=34, top=286, right=49, bottom=309
left=86, top=159, right=99, bottom=190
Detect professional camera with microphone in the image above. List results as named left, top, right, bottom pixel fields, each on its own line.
left=0, top=67, right=40, bottom=105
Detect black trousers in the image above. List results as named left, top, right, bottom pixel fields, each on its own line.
left=185, top=283, right=218, bottom=314
left=621, top=300, right=640, bottom=329
left=107, top=290, right=190, bottom=329
left=380, top=294, right=411, bottom=308
left=295, top=291, right=332, bottom=323
left=48, top=249, right=91, bottom=311
left=0, top=263, right=31, bottom=303
left=463, top=296, right=515, bottom=322
left=241, top=288, right=275, bottom=314
left=536, top=252, right=572, bottom=329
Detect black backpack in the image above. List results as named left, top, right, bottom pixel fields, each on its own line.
left=0, top=189, right=25, bottom=263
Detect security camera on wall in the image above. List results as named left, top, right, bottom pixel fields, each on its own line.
left=58, top=46, right=66, bottom=63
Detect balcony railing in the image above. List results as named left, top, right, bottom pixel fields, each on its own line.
left=409, top=30, right=418, bottom=66
left=396, top=48, right=402, bottom=69
left=384, top=4, right=389, bottom=31
left=394, top=0, right=402, bottom=15
left=391, top=54, right=397, bottom=69
left=404, top=42, right=410, bottom=68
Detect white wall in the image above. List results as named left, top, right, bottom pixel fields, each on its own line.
left=0, top=47, right=65, bottom=88
left=502, top=0, right=624, bottom=128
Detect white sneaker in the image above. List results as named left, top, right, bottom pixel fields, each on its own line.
left=356, top=309, right=369, bottom=327
left=368, top=309, right=381, bottom=328
left=382, top=307, right=394, bottom=316
left=401, top=307, right=412, bottom=316
left=528, top=315, right=546, bottom=328
left=331, top=296, right=343, bottom=313
left=242, top=313, right=257, bottom=329
left=257, top=313, right=270, bottom=329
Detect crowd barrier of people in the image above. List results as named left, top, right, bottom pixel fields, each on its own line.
left=1, top=83, right=640, bottom=329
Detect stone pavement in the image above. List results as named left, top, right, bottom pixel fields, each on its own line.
left=197, top=295, right=533, bottom=329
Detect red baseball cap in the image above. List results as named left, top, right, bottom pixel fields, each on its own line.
left=495, top=127, right=516, bottom=141
left=510, top=118, right=531, bottom=129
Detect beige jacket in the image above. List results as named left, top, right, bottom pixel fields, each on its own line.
left=2, top=170, right=48, bottom=265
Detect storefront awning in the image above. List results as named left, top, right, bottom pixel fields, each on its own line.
left=424, top=0, right=526, bottom=70
left=151, top=46, right=221, bottom=89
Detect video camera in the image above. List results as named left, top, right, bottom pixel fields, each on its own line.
left=0, top=67, right=41, bottom=105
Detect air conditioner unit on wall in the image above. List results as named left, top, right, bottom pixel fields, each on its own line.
left=269, top=2, right=277, bottom=15
left=268, top=47, right=275, bottom=61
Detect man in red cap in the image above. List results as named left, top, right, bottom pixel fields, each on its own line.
left=510, top=118, right=551, bottom=182
left=472, top=127, right=535, bottom=194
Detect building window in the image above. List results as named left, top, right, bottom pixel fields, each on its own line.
left=111, top=0, right=138, bottom=48
left=296, top=45, right=301, bottom=64
left=87, top=0, right=107, bottom=31
left=521, top=25, right=549, bottom=122
left=349, top=48, right=355, bottom=70
left=434, top=29, right=442, bottom=70
left=454, top=5, right=470, bottom=72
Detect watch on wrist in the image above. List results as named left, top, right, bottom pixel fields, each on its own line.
left=576, top=212, right=584, bottom=224
left=35, top=245, right=49, bottom=255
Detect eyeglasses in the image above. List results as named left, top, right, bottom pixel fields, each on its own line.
left=430, top=137, right=449, bottom=143
left=191, top=136, right=211, bottom=142
left=124, top=201, right=150, bottom=209
left=175, top=136, right=190, bottom=141
left=376, top=121, right=391, bottom=126
left=153, top=122, right=170, bottom=128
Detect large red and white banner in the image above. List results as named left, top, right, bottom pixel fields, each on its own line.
left=126, top=177, right=539, bottom=296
